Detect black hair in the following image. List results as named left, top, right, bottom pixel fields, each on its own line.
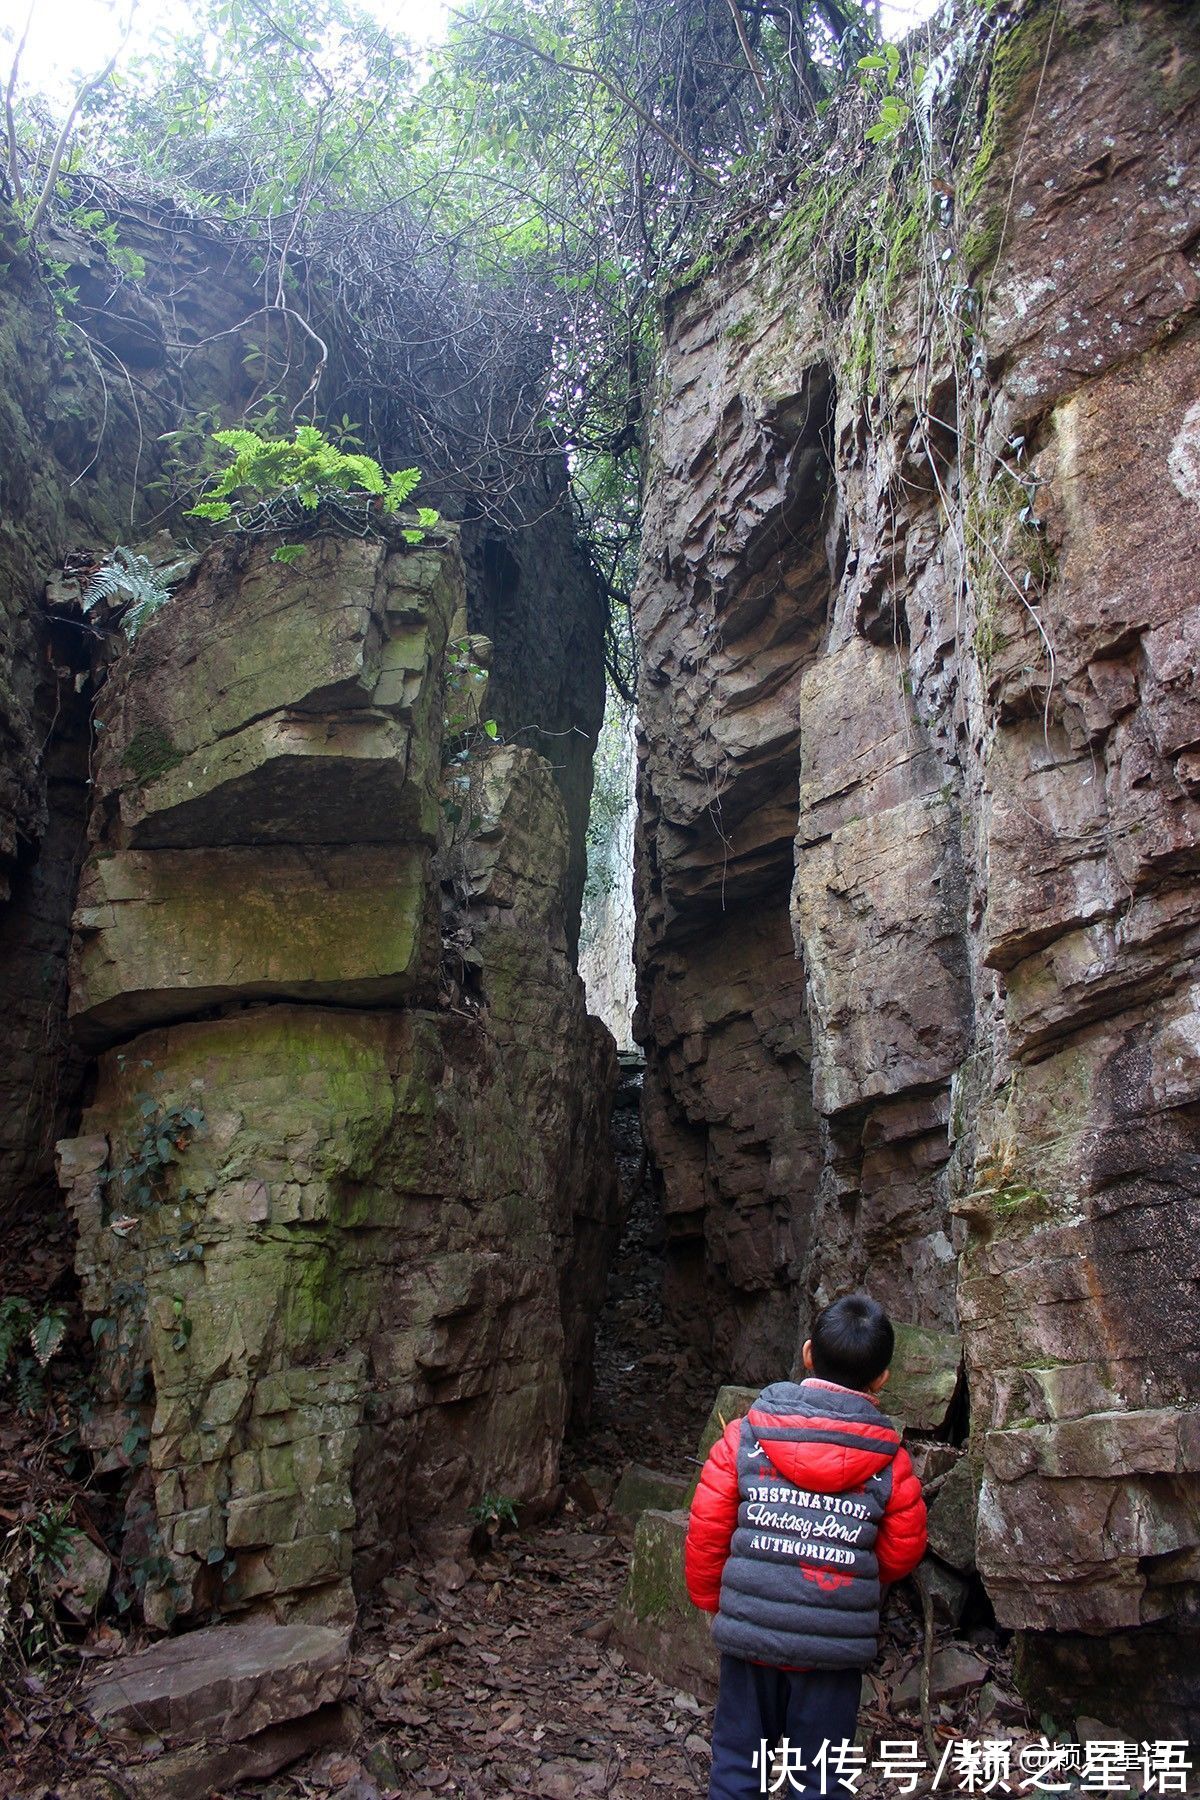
left=809, top=1294, right=894, bottom=1390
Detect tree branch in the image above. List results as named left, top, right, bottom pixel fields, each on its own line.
left=447, top=7, right=720, bottom=188
left=27, top=4, right=137, bottom=238
left=4, top=0, right=35, bottom=206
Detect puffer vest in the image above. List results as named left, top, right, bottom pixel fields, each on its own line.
left=712, top=1384, right=900, bottom=1669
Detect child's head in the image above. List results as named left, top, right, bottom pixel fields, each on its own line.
left=802, top=1294, right=894, bottom=1394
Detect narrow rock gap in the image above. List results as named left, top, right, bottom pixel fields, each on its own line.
left=572, top=1053, right=716, bottom=1489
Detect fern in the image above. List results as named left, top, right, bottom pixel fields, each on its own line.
left=82, top=547, right=187, bottom=637
left=184, top=426, right=436, bottom=536
left=25, top=1504, right=79, bottom=1576
left=0, top=1297, right=31, bottom=1377
left=30, top=1307, right=68, bottom=1368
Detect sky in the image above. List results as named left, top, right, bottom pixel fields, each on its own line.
left=2, top=0, right=941, bottom=105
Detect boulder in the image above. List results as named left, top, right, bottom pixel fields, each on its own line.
left=687, top=1385, right=758, bottom=1500
left=61, top=539, right=619, bottom=1626
left=912, top=1559, right=970, bottom=1630
left=884, top=1326, right=961, bottom=1435
left=696, top=1385, right=758, bottom=1463
left=90, top=536, right=456, bottom=854
left=565, top=1468, right=617, bottom=1515
left=612, top=1465, right=691, bottom=1518
left=925, top=1455, right=977, bottom=1574
left=122, top=1703, right=351, bottom=1799
left=610, top=1509, right=717, bottom=1699
left=52, top=1533, right=113, bottom=1620
left=70, top=843, right=432, bottom=1046
left=84, top=1618, right=349, bottom=1746
left=894, top=1646, right=990, bottom=1712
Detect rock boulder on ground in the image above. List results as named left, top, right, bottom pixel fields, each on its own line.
left=610, top=1509, right=717, bottom=1699
left=85, top=1618, right=349, bottom=1745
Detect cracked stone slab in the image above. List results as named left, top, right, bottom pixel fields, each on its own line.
left=84, top=1618, right=350, bottom=1747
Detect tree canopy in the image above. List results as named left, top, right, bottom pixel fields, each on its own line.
left=3, top=0, right=899, bottom=695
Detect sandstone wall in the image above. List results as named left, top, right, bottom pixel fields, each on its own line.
left=58, top=529, right=617, bottom=1627
left=633, top=0, right=1200, bottom=1728
left=0, top=207, right=266, bottom=1216
left=0, top=201, right=607, bottom=1221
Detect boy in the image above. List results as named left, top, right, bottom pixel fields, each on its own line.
left=685, top=1294, right=928, bottom=1799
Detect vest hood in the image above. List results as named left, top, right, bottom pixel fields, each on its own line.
left=747, top=1378, right=902, bottom=1495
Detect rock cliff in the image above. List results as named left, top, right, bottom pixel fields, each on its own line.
left=0, top=198, right=607, bottom=1224
left=633, top=0, right=1200, bottom=1730
left=57, top=527, right=617, bottom=1626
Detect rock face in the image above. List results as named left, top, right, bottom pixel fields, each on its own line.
left=633, top=0, right=1200, bottom=1728
left=461, top=496, right=608, bottom=952
left=69, top=535, right=454, bottom=1046
left=0, top=198, right=342, bottom=1220
left=0, top=201, right=608, bottom=1223
left=59, top=529, right=617, bottom=1626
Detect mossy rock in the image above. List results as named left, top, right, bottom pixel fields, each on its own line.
left=925, top=1454, right=978, bottom=1573
left=687, top=1384, right=758, bottom=1502
left=612, top=1464, right=691, bottom=1519
left=885, top=1325, right=961, bottom=1434
left=610, top=1509, right=718, bottom=1700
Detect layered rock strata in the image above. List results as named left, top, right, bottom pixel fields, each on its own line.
left=633, top=0, right=1200, bottom=1727
left=0, top=200, right=608, bottom=1220
left=59, top=529, right=617, bottom=1627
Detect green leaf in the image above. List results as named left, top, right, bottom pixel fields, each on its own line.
left=30, top=1308, right=68, bottom=1367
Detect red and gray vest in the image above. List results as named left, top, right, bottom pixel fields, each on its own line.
left=711, top=1382, right=902, bottom=1669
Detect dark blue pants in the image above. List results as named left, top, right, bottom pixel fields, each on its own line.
left=708, top=1655, right=862, bottom=1799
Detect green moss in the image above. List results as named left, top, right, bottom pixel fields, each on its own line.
left=123, top=724, right=184, bottom=785
left=964, top=3, right=1102, bottom=215
left=964, top=9, right=1058, bottom=208
left=626, top=1520, right=683, bottom=1621
left=961, top=203, right=1005, bottom=278
left=965, top=1177, right=1048, bottom=1224
left=285, top=1238, right=341, bottom=1346
left=965, top=471, right=1057, bottom=673
left=882, top=203, right=924, bottom=308
left=775, top=171, right=854, bottom=280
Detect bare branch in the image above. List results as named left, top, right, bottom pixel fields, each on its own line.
left=447, top=6, right=721, bottom=189
left=28, top=3, right=137, bottom=238
left=4, top=0, right=35, bottom=206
